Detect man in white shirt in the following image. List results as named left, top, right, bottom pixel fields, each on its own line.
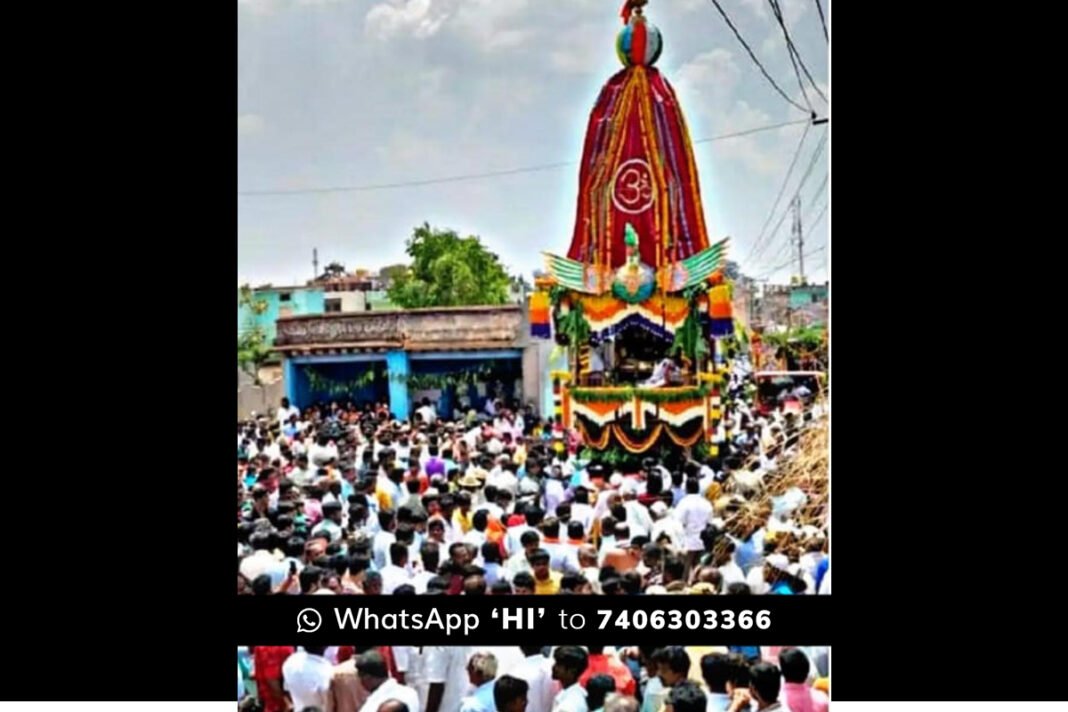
left=416, top=398, right=437, bottom=426
left=543, top=466, right=566, bottom=516
left=503, top=510, right=538, bottom=559
left=310, top=435, right=340, bottom=468
left=649, top=501, right=684, bottom=550
left=381, top=542, right=414, bottom=594
left=277, top=397, right=300, bottom=426
left=393, top=646, right=430, bottom=711
left=622, top=489, right=653, bottom=539
left=506, top=646, right=555, bottom=712
left=641, top=357, right=678, bottom=388
left=489, top=459, right=519, bottom=498
left=551, top=646, right=589, bottom=712
left=289, top=454, right=313, bottom=488
left=673, top=477, right=713, bottom=571
left=373, top=511, right=398, bottom=570
left=410, top=542, right=441, bottom=594
left=282, top=646, right=334, bottom=712
left=312, top=501, right=345, bottom=544
left=358, top=649, right=422, bottom=712
left=424, top=646, right=474, bottom=712
left=464, top=510, right=490, bottom=549
left=239, top=532, right=287, bottom=588
left=570, top=488, right=595, bottom=535
left=712, top=540, right=746, bottom=592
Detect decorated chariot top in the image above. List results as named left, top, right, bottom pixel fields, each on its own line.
left=542, top=0, right=728, bottom=303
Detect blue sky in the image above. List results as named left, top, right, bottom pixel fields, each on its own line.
left=238, top=0, right=828, bottom=287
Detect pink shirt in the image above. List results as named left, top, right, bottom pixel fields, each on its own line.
left=782, top=682, right=829, bottom=712
left=304, top=499, right=323, bottom=525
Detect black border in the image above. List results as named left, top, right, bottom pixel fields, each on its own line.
left=14, top=0, right=1067, bottom=704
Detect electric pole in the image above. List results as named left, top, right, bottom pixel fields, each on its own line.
left=791, top=195, right=805, bottom=285
left=313, top=248, right=319, bottom=281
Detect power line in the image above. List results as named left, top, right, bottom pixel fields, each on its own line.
left=757, top=243, right=826, bottom=280
left=814, top=0, right=829, bottom=41
left=694, top=117, right=810, bottom=144
left=768, top=0, right=828, bottom=104
left=807, top=173, right=828, bottom=212
left=706, top=0, right=812, bottom=116
left=749, top=130, right=827, bottom=265
left=237, top=118, right=813, bottom=197
left=768, top=0, right=815, bottom=111
left=761, top=199, right=828, bottom=275
left=743, top=122, right=812, bottom=264
left=808, top=201, right=828, bottom=234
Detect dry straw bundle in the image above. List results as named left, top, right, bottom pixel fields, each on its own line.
left=714, top=414, right=829, bottom=559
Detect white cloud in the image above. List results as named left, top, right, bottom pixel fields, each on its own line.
left=374, top=128, right=445, bottom=169
left=549, top=21, right=613, bottom=74
left=710, top=100, right=785, bottom=177
left=739, top=0, right=770, bottom=20
left=675, top=49, right=743, bottom=98
left=450, top=0, right=535, bottom=52
left=674, top=50, right=802, bottom=178
left=780, top=0, right=810, bottom=28
left=237, top=0, right=283, bottom=16
left=366, top=0, right=448, bottom=40
left=238, top=113, right=265, bottom=135
left=238, top=0, right=347, bottom=17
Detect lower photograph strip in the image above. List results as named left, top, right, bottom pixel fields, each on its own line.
left=237, top=644, right=830, bottom=712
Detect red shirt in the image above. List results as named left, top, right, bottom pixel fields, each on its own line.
left=579, top=653, right=637, bottom=696
left=637, top=493, right=660, bottom=508
left=252, top=646, right=295, bottom=712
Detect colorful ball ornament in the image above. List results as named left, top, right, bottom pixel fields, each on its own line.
left=616, top=17, right=663, bottom=68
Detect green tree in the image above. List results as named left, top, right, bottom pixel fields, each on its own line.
left=378, top=263, right=410, bottom=286
left=238, top=284, right=272, bottom=385
left=387, top=223, right=512, bottom=308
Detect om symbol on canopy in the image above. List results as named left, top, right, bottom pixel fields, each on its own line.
left=611, top=158, right=656, bottom=214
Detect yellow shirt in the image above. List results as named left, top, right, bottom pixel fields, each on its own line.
left=375, top=487, right=393, bottom=512
left=534, top=571, right=562, bottom=595
left=454, top=509, right=473, bottom=534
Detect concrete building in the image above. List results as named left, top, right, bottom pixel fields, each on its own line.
left=315, top=273, right=395, bottom=313
left=755, top=282, right=828, bottom=330
left=238, top=285, right=326, bottom=344
left=274, top=304, right=547, bottom=420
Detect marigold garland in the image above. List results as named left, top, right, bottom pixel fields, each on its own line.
left=613, top=422, right=664, bottom=452
left=569, top=385, right=709, bottom=405
left=576, top=419, right=613, bottom=449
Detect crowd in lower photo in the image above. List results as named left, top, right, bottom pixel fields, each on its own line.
left=238, top=365, right=828, bottom=598
left=238, top=645, right=830, bottom=712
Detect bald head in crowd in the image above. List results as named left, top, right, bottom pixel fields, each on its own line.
left=604, top=693, right=640, bottom=712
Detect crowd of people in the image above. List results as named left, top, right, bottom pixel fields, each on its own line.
left=238, top=645, right=830, bottom=712
left=238, top=361, right=829, bottom=598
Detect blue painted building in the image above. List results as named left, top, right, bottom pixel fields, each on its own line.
left=238, top=285, right=326, bottom=344
left=274, top=305, right=535, bottom=421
